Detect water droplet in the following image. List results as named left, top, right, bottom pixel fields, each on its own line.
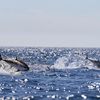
left=23, top=97, right=30, bottom=100
left=66, top=94, right=74, bottom=100
left=47, top=95, right=50, bottom=98
left=25, top=91, right=28, bottom=94
left=36, top=87, right=40, bottom=90
left=51, top=95, right=56, bottom=99
left=24, top=79, right=28, bottom=82
left=31, top=96, right=34, bottom=99
left=96, top=95, right=100, bottom=98
left=12, top=90, right=15, bottom=93
left=81, top=94, right=87, bottom=99
left=56, top=88, right=59, bottom=91
left=46, top=90, right=48, bottom=93
left=88, top=85, right=95, bottom=90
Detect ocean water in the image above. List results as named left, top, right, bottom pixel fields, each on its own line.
left=0, top=47, right=100, bottom=100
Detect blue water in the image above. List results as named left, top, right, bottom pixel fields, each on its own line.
left=0, top=47, right=100, bottom=100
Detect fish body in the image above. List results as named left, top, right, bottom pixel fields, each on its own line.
left=86, top=55, right=100, bottom=68
left=0, top=55, right=29, bottom=72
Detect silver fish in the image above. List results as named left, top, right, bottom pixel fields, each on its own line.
left=0, top=55, right=29, bottom=72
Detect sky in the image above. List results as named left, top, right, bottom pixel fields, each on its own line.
left=0, top=0, right=100, bottom=47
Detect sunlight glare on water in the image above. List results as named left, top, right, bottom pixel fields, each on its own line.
left=0, top=47, right=100, bottom=99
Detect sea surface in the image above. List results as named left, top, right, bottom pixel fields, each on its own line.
left=0, top=47, right=100, bottom=100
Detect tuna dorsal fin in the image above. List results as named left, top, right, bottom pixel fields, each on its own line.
left=15, top=57, right=17, bottom=60
left=0, top=54, right=2, bottom=60
left=15, top=56, right=18, bottom=60
left=85, top=54, right=89, bottom=60
left=15, top=56, right=21, bottom=62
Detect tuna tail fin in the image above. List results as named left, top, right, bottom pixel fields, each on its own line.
left=0, top=54, right=2, bottom=60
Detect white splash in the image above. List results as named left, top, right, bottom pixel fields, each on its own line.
left=51, top=57, right=69, bottom=70
left=50, top=55, right=97, bottom=70
left=0, top=60, right=21, bottom=75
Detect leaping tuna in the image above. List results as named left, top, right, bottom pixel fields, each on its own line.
left=0, top=54, right=29, bottom=72
left=86, top=55, right=100, bottom=68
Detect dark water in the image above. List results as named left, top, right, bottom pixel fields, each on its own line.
left=0, top=47, right=100, bottom=100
